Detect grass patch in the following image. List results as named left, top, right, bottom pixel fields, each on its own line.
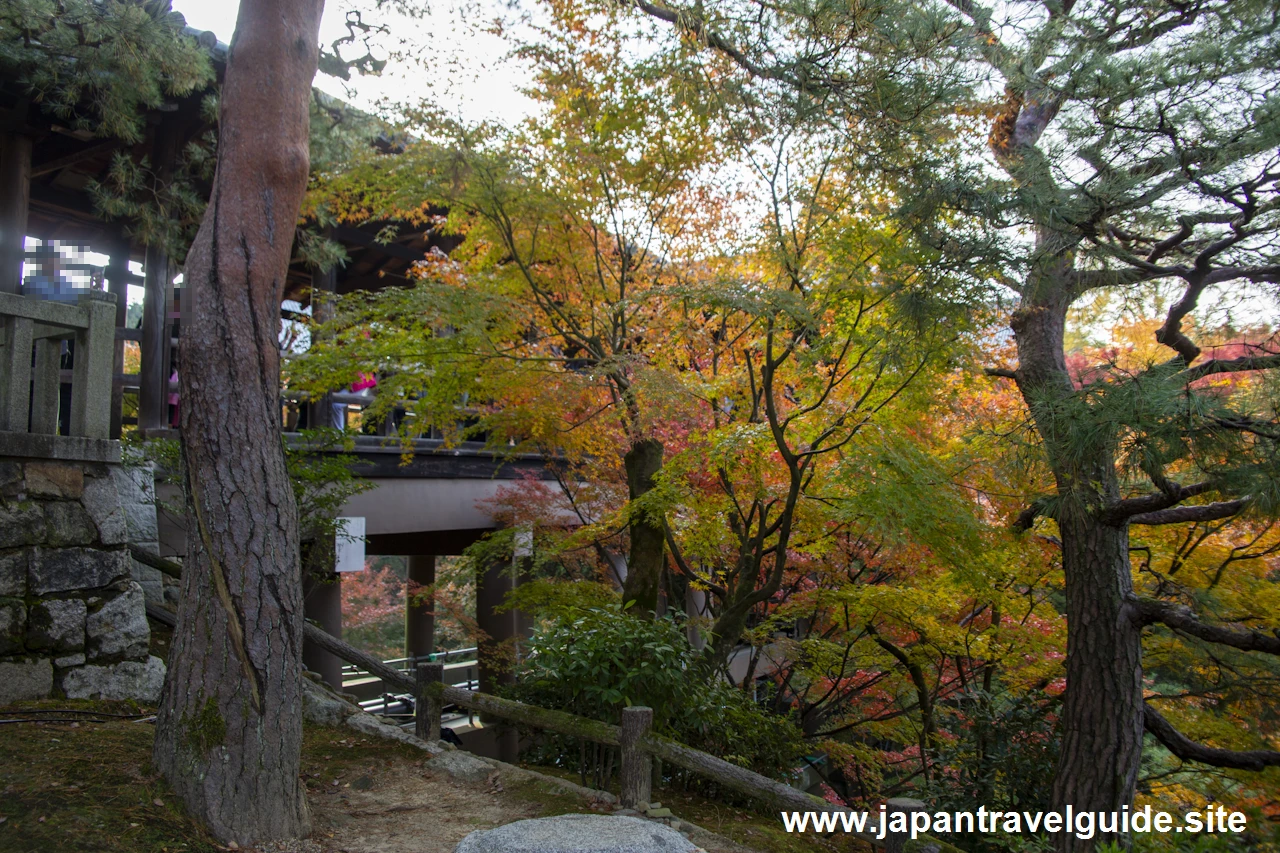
left=299, top=722, right=429, bottom=793
left=0, top=700, right=220, bottom=853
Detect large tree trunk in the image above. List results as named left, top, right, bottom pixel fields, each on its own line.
left=152, top=0, right=324, bottom=844
left=1012, top=245, right=1143, bottom=852
left=1051, top=508, right=1143, bottom=853
left=621, top=437, right=665, bottom=616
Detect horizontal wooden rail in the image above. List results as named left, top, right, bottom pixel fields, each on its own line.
left=143, top=597, right=960, bottom=852
left=436, top=684, right=622, bottom=747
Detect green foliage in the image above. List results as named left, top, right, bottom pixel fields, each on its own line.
left=283, top=428, right=374, bottom=542
left=502, top=578, right=620, bottom=621
left=509, top=604, right=805, bottom=780
left=89, top=144, right=212, bottom=260
left=924, top=687, right=1061, bottom=850
left=0, top=0, right=213, bottom=144
left=512, top=604, right=691, bottom=725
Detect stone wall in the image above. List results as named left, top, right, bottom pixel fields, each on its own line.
left=111, top=460, right=181, bottom=607
left=0, top=456, right=165, bottom=705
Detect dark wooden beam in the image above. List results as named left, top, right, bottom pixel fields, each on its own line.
left=138, top=120, right=176, bottom=432
left=0, top=129, right=31, bottom=295
left=331, top=225, right=427, bottom=262
left=105, top=234, right=131, bottom=438
left=30, top=140, right=120, bottom=178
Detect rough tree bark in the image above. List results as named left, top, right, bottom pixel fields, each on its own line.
left=1011, top=236, right=1144, bottom=852
left=151, top=0, right=325, bottom=843
left=621, top=437, right=665, bottom=616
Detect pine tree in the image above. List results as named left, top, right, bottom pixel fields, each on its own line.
left=619, top=0, right=1280, bottom=847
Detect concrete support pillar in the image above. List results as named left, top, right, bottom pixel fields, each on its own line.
left=405, top=555, right=436, bottom=661
left=303, top=570, right=344, bottom=691
left=685, top=583, right=706, bottom=651
left=476, top=554, right=517, bottom=763
left=0, top=131, right=31, bottom=296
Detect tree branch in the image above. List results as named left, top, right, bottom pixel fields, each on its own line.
left=1100, top=481, right=1216, bottom=524
left=630, top=0, right=815, bottom=91
left=1129, top=499, right=1249, bottom=526
left=1012, top=499, right=1049, bottom=533
left=1133, top=596, right=1280, bottom=655
left=1178, top=353, right=1280, bottom=383
left=1144, top=703, right=1280, bottom=771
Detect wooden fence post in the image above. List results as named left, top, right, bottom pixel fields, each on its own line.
left=884, top=797, right=927, bottom=853
left=620, top=706, right=653, bottom=809
left=416, top=662, right=443, bottom=743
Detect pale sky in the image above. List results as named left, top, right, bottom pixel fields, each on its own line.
left=170, top=0, right=536, bottom=126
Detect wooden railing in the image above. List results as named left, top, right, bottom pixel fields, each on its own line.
left=301, top=619, right=961, bottom=853
left=144, top=588, right=959, bottom=853
left=0, top=290, right=117, bottom=440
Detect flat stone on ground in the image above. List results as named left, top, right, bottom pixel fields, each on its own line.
left=427, top=746, right=496, bottom=783
left=454, top=814, right=703, bottom=853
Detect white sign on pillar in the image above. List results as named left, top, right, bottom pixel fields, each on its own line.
left=513, top=524, right=533, bottom=562
left=334, top=516, right=366, bottom=573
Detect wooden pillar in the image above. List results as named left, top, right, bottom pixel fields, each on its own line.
left=0, top=131, right=31, bottom=296
left=405, top=555, right=436, bottom=661
left=138, top=120, right=175, bottom=433
left=476, top=553, right=517, bottom=763
left=307, top=259, right=337, bottom=428
left=104, top=237, right=131, bottom=438
left=620, top=706, right=653, bottom=808
left=303, top=570, right=345, bottom=691
left=139, top=242, right=170, bottom=432
left=883, top=798, right=927, bottom=853
left=685, top=584, right=706, bottom=651
left=513, top=527, right=534, bottom=653
left=415, top=662, right=443, bottom=743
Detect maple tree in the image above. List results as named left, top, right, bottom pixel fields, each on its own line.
left=598, top=0, right=1280, bottom=847
left=289, top=0, right=1280, bottom=844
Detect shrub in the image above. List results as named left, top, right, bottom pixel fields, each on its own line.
left=507, top=604, right=805, bottom=788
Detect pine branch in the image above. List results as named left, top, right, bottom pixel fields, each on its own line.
left=1133, top=597, right=1280, bottom=655
left=984, top=366, right=1018, bottom=381
left=1100, top=481, right=1216, bottom=523
left=1129, top=498, right=1250, bottom=526
left=1144, top=703, right=1280, bottom=771
left=1011, top=499, right=1049, bottom=533
left=629, top=0, right=816, bottom=92
left=1179, top=353, right=1280, bottom=383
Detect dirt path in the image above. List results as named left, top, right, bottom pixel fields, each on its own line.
left=295, top=727, right=757, bottom=853
left=305, top=758, right=578, bottom=853
left=0, top=708, right=770, bottom=853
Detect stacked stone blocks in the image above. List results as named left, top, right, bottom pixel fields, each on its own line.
left=0, top=456, right=165, bottom=705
